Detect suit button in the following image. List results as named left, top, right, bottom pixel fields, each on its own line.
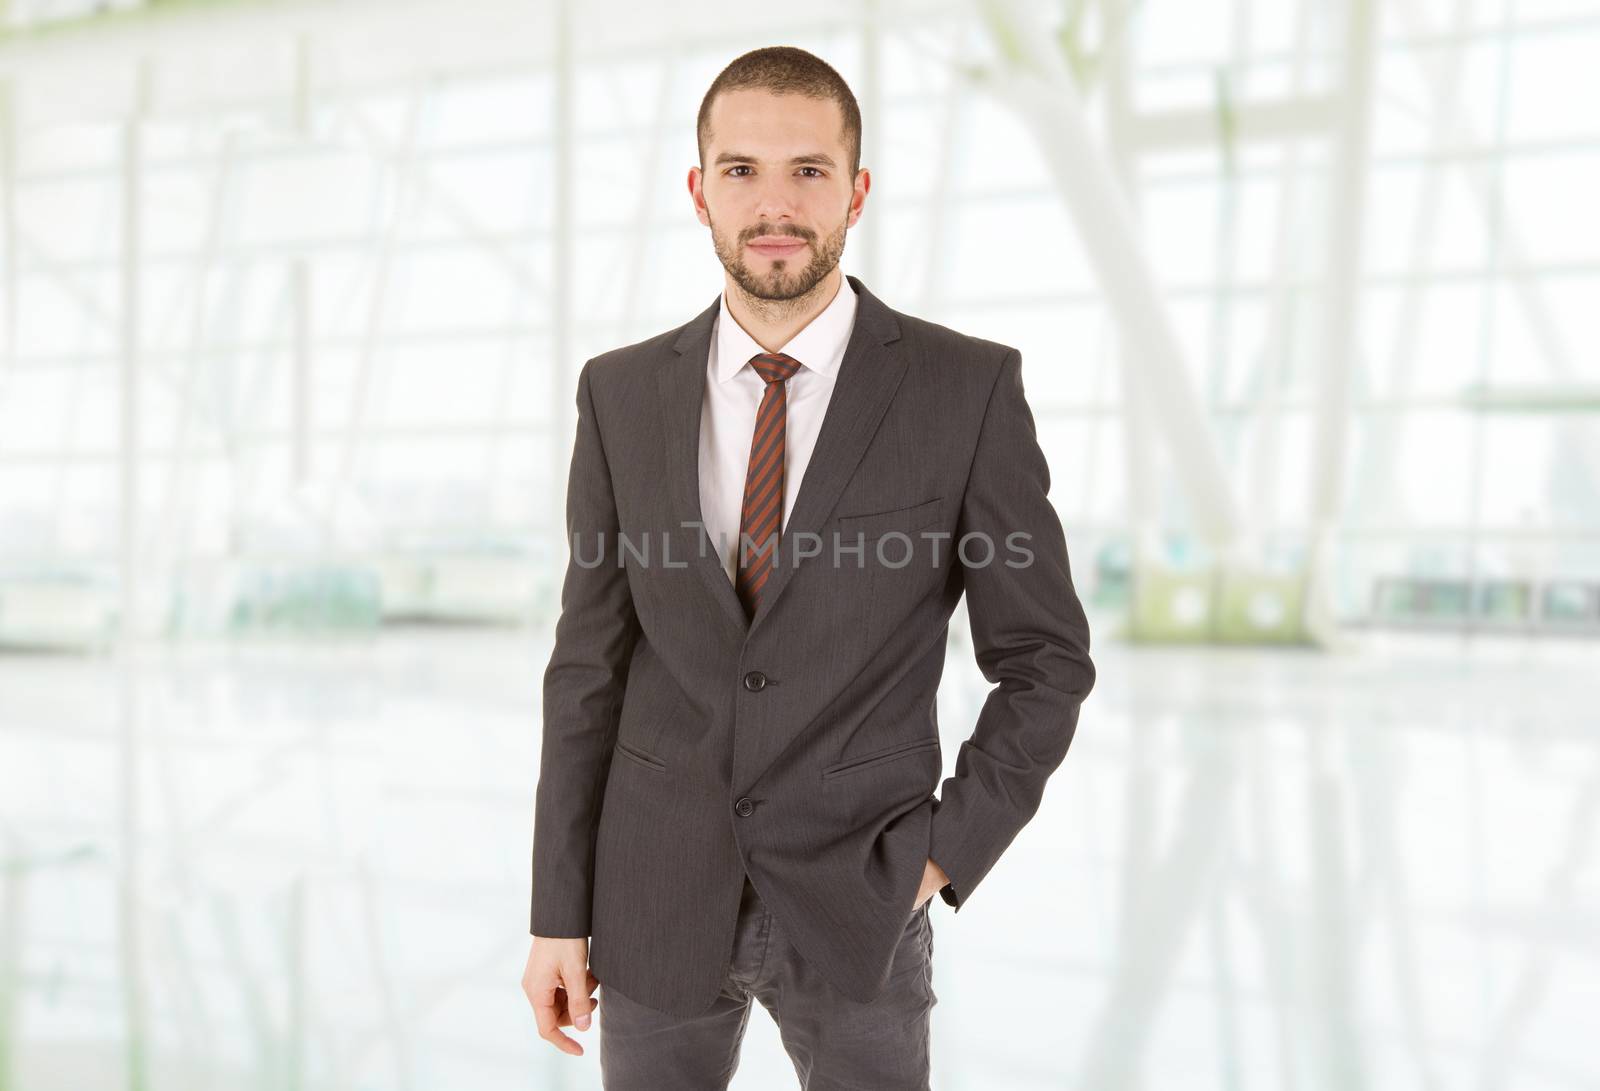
left=742, top=671, right=767, bottom=692
left=734, top=797, right=755, bottom=817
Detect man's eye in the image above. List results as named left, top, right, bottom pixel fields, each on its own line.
left=724, top=166, right=825, bottom=177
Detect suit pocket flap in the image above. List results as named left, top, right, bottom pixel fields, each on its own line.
left=615, top=740, right=667, bottom=772
left=822, top=736, right=940, bottom=780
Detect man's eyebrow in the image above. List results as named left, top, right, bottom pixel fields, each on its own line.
left=713, top=152, right=838, bottom=168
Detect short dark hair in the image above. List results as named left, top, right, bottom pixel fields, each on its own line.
left=697, top=46, right=862, bottom=179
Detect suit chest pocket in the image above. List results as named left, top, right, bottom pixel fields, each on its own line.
left=835, top=496, right=944, bottom=544
left=831, top=496, right=953, bottom=657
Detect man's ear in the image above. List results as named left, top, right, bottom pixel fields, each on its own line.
left=688, top=167, right=710, bottom=226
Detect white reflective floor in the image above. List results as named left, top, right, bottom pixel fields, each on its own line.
left=2, top=614, right=1595, bottom=1090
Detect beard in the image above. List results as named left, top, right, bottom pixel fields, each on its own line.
left=709, top=212, right=848, bottom=303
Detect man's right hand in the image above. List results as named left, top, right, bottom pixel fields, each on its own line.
left=522, top=936, right=599, bottom=1056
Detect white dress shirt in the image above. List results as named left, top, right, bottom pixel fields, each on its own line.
left=698, top=275, right=860, bottom=585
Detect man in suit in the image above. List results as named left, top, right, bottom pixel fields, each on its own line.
left=522, top=46, right=1095, bottom=1089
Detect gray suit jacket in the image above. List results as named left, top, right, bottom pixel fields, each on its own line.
left=530, top=273, right=1095, bottom=1017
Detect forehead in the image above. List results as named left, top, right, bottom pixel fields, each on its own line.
left=705, top=87, right=847, bottom=156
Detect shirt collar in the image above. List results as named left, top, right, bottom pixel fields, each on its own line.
left=713, top=275, right=859, bottom=385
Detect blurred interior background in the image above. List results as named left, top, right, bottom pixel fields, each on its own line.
left=1, top=0, right=1596, bottom=1088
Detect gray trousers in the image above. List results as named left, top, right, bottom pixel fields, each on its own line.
left=598, top=874, right=937, bottom=1090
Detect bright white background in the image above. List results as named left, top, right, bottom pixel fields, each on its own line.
left=1, top=0, right=1597, bottom=1088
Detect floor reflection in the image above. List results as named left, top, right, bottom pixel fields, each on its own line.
left=1, top=617, right=1594, bottom=1089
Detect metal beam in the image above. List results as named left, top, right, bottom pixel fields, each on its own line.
left=976, top=0, right=1246, bottom=550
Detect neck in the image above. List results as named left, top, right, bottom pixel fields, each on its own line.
left=724, top=269, right=843, bottom=354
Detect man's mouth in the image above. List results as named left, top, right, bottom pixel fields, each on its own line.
left=748, top=236, right=807, bottom=257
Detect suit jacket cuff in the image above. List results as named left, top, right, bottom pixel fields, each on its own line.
left=927, top=776, right=1025, bottom=914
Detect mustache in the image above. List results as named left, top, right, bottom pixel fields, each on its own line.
left=744, top=227, right=812, bottom=242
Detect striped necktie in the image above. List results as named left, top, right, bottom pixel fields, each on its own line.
left=735, top=351, right=803, bottom=620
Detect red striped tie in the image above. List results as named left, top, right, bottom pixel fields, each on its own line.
left=735, top=352, right=803, bottom=621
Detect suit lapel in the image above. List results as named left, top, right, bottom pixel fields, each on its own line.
left=658, top=274, right=908, bottom=638
left=658, top=295, right=749, bottom=631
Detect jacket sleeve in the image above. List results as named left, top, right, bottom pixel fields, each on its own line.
left=530, top=358, right=643, bottom=938
left=928, top=347, right=1096, bottom=912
